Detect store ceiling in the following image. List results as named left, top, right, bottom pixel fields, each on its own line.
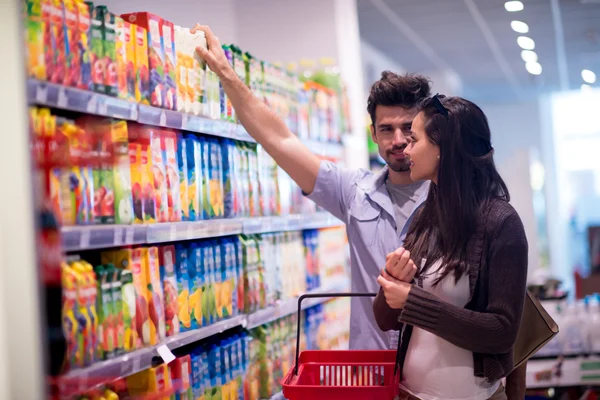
left=357, top=0, right=600, bottom=101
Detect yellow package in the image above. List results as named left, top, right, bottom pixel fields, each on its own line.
left=61, top=262, right=84, bottom=369
left=26, top=0, right=46, bottom=80
left=70, top=261, right=94, bottom=366
left=126, top=365, right=171, bottom=399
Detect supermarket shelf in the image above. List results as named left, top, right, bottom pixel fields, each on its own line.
left=62, top=213, right=343, bottom=252
left=241, top=213, right=342, bottom=235
left=58, top=282, right=348, bottom=395
left=62, top=224, right=147, bottom=252
left=27, top=80, right=345, bottom=159
left=526, top=356, right=600, bottom=389
left=28, top=79, right=138, bottom=121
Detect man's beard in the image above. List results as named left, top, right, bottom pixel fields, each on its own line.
left=388, top=159, right=411, bottom=173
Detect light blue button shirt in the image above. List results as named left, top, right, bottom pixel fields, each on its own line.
left=306, top=160, right=429, bottom=350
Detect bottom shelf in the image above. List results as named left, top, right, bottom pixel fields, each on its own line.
left=526, top=356, right=600, bottom=389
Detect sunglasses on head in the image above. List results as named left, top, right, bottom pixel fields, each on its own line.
left=424, top=93, right=449, bottom=119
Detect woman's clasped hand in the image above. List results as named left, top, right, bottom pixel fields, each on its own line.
left=376, top=247, right=416, bottom=309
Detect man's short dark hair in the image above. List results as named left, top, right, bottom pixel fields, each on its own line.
left=367, top=71, right=431, bottom=124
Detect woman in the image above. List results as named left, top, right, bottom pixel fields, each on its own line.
left=373, top=95, right=528, bottom=400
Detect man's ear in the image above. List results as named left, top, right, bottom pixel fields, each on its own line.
left=370, top=124, right=378, bottom=144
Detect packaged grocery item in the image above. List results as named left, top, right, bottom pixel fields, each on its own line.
left=220, top=239, right=237, bottom=318
left=25, top=0, right=46, bottom=80
left=159, top=245, right=180, bottom=337
left=162, top=130, right=182, bottom=222
left=109, top=120, right=134, bottom=224
left=208, top=138, right=225, bottom=218
left=149, top=128, right=169, bottom=222
left=174, top=26, right=188, bottom=113
left=90, top=5, right=105, bottom=92
left=187, top=243, right=204, bottom=329
left=61, top=262, right=84, bottom=368
left=170, top=355, right=192, bottom=400
left=101, top=9, right=118, bottom=96
left=211, top=240, right=224, bottom=321
left=120, top=269, right=137, bottom=352
left=76, top=260, right=99, bottom=364
left=123, top=21, right=137, bottom=101
left=76, top=0, right=93, bottom=90
left=184, top=135, right=202, bottom=221
left=107, top=248, right=148, bottom=347
left=132, top=24, right=150, bottom=104
left=221, top=45, right=234, bottom=121
left=49, top=0, right=66, bottom=84
left=108, top=265, right=124, bottom=356
left=122, top=12, right=165, bottom=108
left=142, top=246, right=166, bottom=344
left=201, top=241, right=217, bottom=325
left=208, top=344, right=223, bottom=400
left=126, top=364, right=171, bottom=398
left=221, top=139, right=237, bottom=218
left=128, top=123, right=156, bottom=223
left=40, top=0, right=53, bottom=79
left=177, top=135, right=190, bottom=221
left=115, top=18, right=132, bottom=100
left=161, top=19, right=177, bottom=110
left=174, top=244, right=191, bottom=331
left=129, top=141, right=144, bottom=224
left=234, top=237, right=245, bottom=316
left=190, top=30, right=207, bottom=115
left=93, top=264, right=115, bottom=359
left=63, top=0, right=80, bottom=87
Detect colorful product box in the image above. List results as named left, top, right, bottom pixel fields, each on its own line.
left=177, top=135, right=189, bottom=221
left=115, top=17, right=127, bottom=100
left=170, top=355, right=192, bottom=400
left=162, top=130, right=182, bottom=222
left=90, top=4, right=105, bottom=93
left=101, top=9, right=118, bottom=97
left=126, top=364, right=171, bottom=398
left=122, top=12, right=165, bottom=108
left=121, top=20, right=136, bottom=100
left=161, top=19, right=177, bottom=110
left=109, top=266, right=124, bottom=356
left=188, top=243, right=205, bottom=329
left=76, top=0, right=93, bottom=90
left=49, top=0, right=66, bottom=84
left=132, top=24, right=150, bottom=104
left=159, top=245, right=180, bottom=337
left=25, top=0, right=46, bottom=80
left=128, top=123, right=157, bottom=223
left=120, top=269, right=137, bottom=352
left=61, top=263, right=84, bottom=368
left=142, top=246, right=166, bottom=345
left=40, top=0, right=53, bottom=79
left=109, top=120, right=134, bottom=224
left=174, top=26, right=189, bottom=113
left=149, top=129, right=169, bottom=222
left=129, top=141, right=144, bottom=224
left=93, top=264, right=115, bottom=359
left=174, top=244, right=191, bottom=331
left=63, top=0, right=80, bottom=87
left=184, top=135, right=202, bottom=221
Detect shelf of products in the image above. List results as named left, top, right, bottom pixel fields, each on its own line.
left=58, top=280, right=348, bottom=397
left=526, top=356, right=600, bottom=389
left=62, top=213, right=342, bottom=251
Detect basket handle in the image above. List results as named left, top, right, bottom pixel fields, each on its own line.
left=293, top=292, right=376, bottom=375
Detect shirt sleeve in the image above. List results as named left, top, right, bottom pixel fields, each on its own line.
left=305, top=160, right=363, bottom=221
left=398, top=211, right=528, bottom=355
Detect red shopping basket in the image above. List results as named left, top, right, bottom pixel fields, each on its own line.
left=282, top=293, right=400, bottom=400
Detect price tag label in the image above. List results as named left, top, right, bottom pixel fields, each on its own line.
left=159, top=111, right=167, bottom=127
left=157, top=345, right=176, bottom=364
left=57, top=88, right=68, bottom=108
left=36, top=86, right=48, bottom=103
left=125, top=228, right=134, bottom=244
left=169, top=225, right=177, bottom=241
left=97, top=100, right=108, bottom=115
left=113, top=228, right=123, bottom=246
left=86, top=96, right=97, bottom=114
left=79, top=229, right=91, bottom=249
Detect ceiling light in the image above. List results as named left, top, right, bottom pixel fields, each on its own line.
left=526, top=62, right=543, bottom=75
left=581, top=84, right=592, bottom=92
left=517, top=36, right=535, bottom=50
left=505, top=1, right=524, bottom=12
left=511, top=21, right=529, bottom=33
left=581, top=69, right=596, bottom=84
left=521, top=50, right=538, bottom=63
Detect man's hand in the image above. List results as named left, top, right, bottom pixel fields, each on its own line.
left=385, top=247, right=417, bottom=282
left=377, top=270, right=412, bottom=309
left=191, top=25, right=232, bottom=78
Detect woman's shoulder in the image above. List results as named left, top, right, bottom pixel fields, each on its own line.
left=483, top=198, right=526, bottom=238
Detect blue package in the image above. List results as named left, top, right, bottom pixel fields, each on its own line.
left=174, top=244, right=190, bottom=332
left=177, top=134, right=190, bottom=221
left=184, top=135, right=202, bottom=221
left=221, top=139, right=236, bottom=218
left=187, top=243, right=201, bottom=330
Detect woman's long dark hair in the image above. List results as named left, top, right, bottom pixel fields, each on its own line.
left=403, top=96, right=510, bottom=285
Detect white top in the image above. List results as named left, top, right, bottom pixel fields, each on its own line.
left=401, top=260, right=500, bottom=400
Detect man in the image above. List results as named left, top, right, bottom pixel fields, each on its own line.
left=193, top=25, right=429, bottom=351
left=193, top=25, right=526, bottom=398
